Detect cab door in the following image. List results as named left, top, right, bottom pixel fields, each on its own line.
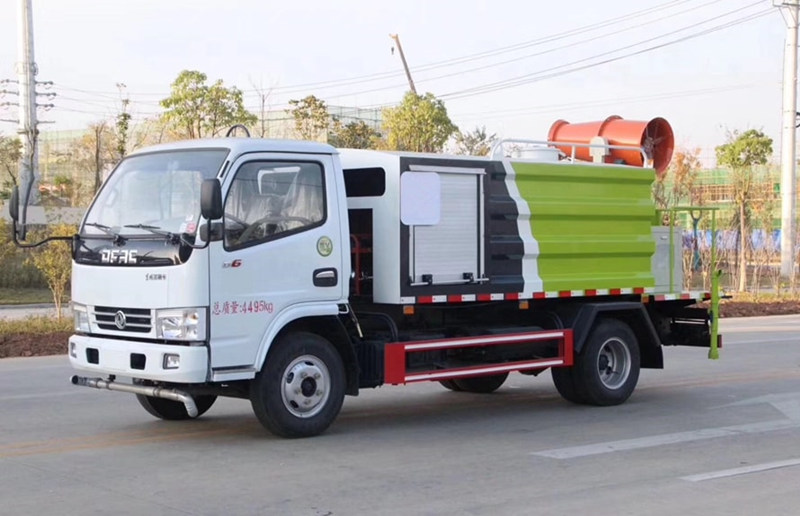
left=208, top=152, right=345, bottom=371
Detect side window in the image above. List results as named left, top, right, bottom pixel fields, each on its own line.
left=224, top=161, right=326, bottom=249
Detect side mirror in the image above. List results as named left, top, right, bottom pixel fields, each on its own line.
left=9, top=186, right=19, bottom=222
left=200, top=179, right=223, bottom=220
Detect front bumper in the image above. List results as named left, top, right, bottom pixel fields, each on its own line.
left=68, top=334, right=209, bottom=383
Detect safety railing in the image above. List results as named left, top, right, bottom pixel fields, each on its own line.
left=657, top=206, right=721, bottom=359
left=489, top=138, right=649, bottom=167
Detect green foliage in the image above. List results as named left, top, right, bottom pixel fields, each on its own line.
left=0, top=254, right=46, bottom=289
left=287, top=95, right=330, bottom=141
left=328, top=119, right=380, bottom=149
left=715, top=129, right=774, bottom=291
left=160, top=70, right=257, bottom=139
left=38, top=173, right=81, bottom=208
left=0, top=288, right=54, bottom=304
left=382, top=92, right=458, bottom=153
left=116, top=99, right=132, bottom=160
left=453, top=126, right=496, bottom=156
left=0, top=219, right=46, bottom=289
left=653, top=148, right=703, bottom=221
left=0, top=315, right=72, bottom=334
left=715, top=129, right=773, bottom=172
left=64, top=121, right=113, bottom=200
left=0, top=134, right=21, bottom=200
left=27, top=223, right=76, bottom=320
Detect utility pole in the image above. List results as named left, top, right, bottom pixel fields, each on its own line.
left=2, top=0, right=54, bottom=233
left=778, top=1, right=800, bottom=282
left=389, top=34, right=417, bottom=95
left=17, top=0, right=39, bottom=231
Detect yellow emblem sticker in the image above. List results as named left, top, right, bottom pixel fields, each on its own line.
left=317, top=236, right=333, bottom=257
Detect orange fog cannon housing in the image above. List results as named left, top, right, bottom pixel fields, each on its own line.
left=547, top=115, right=675, bottom=174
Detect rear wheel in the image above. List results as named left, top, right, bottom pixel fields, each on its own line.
left=552, top=319, right=640, bottom=406
left=452, top=373, right=508, bottom=393
left=136, top=393, right=217, bottom=420
left=250, top=332, right=345, bottom=438
left=551, top=367, right=586, bottom=404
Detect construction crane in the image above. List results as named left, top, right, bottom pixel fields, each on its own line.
left=389, top=33, right=417, bottom=94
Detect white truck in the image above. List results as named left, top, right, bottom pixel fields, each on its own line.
left=10, top=123, right=719, bottom=438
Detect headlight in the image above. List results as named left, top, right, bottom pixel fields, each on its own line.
left=73, top=303, right=90, bottom=333
left=155, top=308, right=207, bottom=341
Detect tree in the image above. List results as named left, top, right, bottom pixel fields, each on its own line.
left=115, top=102, right=131, bottom=160
left=66, top=121, right=115, bottom=199
left=250, top=78, right=275, bottom=138
left=28, top=223, right=76, bottom=320
left=453, top=126, right=496, bottom=156
left=0, top=135, right=21, bottom=200
left=382, top=92, right=458, bottom=153
left=287, top=95, right=330, bottom=141
left=715, top=129, right=773, bottom=291
left=328, top=119, right=380, bottom=149
left=114, top=83, right=132, bottom=160
left=653, top=147, right=703, bottom=213
left=669, top=148, right=703, bottom=205
left=138, top=116, right=183, bottom=146
left=160, top=70, right=256, bottom=139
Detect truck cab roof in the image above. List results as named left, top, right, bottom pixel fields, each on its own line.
left=128, top=138, right=338, bottom=159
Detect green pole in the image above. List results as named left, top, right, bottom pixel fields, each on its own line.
left=709, top=210, right=720, bottom=360
left=668, top=209, right=675, bottom=292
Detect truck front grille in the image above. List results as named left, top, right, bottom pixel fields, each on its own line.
left=93, top=306, right=152, bottom=333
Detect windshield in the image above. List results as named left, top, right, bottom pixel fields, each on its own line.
left=83, top=149, right=228, bottom=236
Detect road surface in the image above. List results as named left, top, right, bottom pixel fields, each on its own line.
left=1, top=315, right=798, bottom=515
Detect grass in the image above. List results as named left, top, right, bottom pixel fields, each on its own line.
left=724, top=291, right=800, bottom=302
left=0, top=288, right=59, bottom=305
left=0, top=315, right=72, bottom=334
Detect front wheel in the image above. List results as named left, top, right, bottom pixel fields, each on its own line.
left=250, top=332, right=345, bottom=438
left=136, top=393, right=217, bottom=420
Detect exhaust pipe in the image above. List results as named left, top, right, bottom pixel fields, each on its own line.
left=71, top=375, right=199, bottom=418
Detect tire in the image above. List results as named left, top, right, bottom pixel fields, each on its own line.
left=136, top=393, right=217, bottom=420
left=551, top=367, right=587, bottom=404
left=452, top=373, right=508, bottom=393
left=439, top=380, right=463, bottom=392
left=250, top=331, right=345, bottom=438
left=555, top=319, right=640, bottom=406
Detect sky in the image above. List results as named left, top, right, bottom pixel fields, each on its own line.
left=0, top=0, right=789, bottom=166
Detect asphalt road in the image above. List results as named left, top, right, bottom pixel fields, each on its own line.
left=1, top=315, right=799, bottom=515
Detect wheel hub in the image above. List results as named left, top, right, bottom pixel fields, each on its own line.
left=597, top=338, right=631, bottom=390
left=281, top=355, right=331, bottom=418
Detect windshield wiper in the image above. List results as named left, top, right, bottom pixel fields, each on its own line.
left=124, top=223, right=170, bottom=236
left=123, top=224, right=207, bottom=249
left=123, top=224, right=180, bottom=244
left=83, top=222, right=125, bottom=244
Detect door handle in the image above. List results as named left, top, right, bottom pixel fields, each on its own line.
left=313, top=268, right=338, bottom=287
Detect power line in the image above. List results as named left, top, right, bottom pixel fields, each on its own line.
left=307, top=1, right=769, bottom=107
left=47, top=1, right=773, bottom=124
left=409, top=0, right=729, bottom=86
left=440, top=6, right=773, bottom=100
left=261, top=0, right=696, bottom=95
left=312, top=0, right=741, bottom=102
left=452, top=82, right=774, bottom=121
left=50, top=0, right=698, bottom=98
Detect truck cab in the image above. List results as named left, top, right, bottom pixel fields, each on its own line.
left=66, top=139, right=351, bottom=434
